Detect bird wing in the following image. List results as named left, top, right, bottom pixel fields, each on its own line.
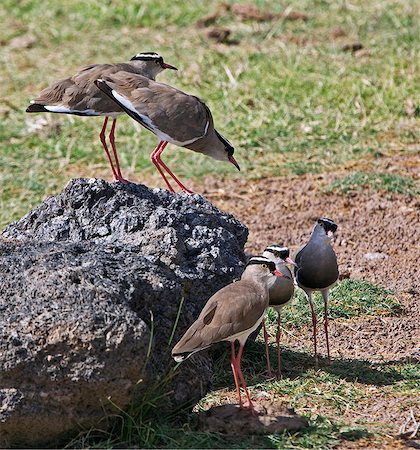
left=172, top=280, right=268, bottom=357
left=294, top=238, right=338, bottom=289
left=95, top=72, right=210, bottom=145
left=28, top=63, right=123, bottom=114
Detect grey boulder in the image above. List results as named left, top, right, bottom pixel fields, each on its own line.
left=0, top=178, right=248, bottom=447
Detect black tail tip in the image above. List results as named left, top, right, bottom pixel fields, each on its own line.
left=26, top=103, right=47, bottom=113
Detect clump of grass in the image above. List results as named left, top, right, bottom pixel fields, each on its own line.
left=328, top=171, right=419, bottom=196
left=284, top=161, right=321, bottom=175
left=279, top=279, right=400, bottom=328
left=269, top=415, right=370, bottom=449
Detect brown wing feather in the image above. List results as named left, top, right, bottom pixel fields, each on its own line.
left=100, top=72, right=210, bottom=143
left=172, top=280, right=268, bottom=356
left=30, top=63, right=142, bottom=113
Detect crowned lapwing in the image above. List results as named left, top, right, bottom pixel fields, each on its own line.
left=172, top=256, right=282, bottom=415
left=94, top=72, right=239, bottom=194
left=294, top=218, right=339, bottom=365
left=261, top=245, right=296, bottom=378
left=26, top=52, right=177, bottom=183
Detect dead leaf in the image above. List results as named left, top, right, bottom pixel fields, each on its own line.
left=197, top=12, right=220, bottom=28
left=8, top=34, right=36, bottom=49
left=404, top=99, right=419, bottom=117
left=331, top=26, right=347, bottom=38
left=278, top=10, right=309, bottom=21
left=232, top=3, right=275, bottom=21
left=342, top=42, right=363, bottom=52
left=206, top=27, right=232, bottom=44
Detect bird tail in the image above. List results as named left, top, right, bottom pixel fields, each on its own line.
left=172, top=352, right=191, bottom=363
left=26, top=103, right=48, bottom=113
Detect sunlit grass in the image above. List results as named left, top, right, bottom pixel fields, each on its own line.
left=1, top=0, right=419, bottom=228
left=328, top=171, right=420, bottom=196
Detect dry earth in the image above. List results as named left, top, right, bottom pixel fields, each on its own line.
left=189, top=154, right=419, bottom=448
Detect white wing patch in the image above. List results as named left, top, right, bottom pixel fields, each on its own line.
left=44, top=105, right=101, bottom=116
left=111, top=89, right=208, bottom=146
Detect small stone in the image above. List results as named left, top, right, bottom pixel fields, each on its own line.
left=364, top=252, right=388, bottom=260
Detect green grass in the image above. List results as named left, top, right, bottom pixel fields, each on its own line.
left=1, top=0, right=419, bottom=228
left=279, top=279, right=401, bottom=328
left=328, top=171, right=420, bottom=196
left=65, top=277, right=415, bottom=449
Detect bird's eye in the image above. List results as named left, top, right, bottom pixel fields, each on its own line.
left=261, top=264, right=268, bottom=269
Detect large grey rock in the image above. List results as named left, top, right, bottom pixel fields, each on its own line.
left=0, top=178, right=248, bottom=448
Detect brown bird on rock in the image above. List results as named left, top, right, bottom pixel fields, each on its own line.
left=294, top=218, right=339, bottom=365
left=172, top=256, right=282, bottom=415
left=261, top=245, right=296, bottom=378
left=26, top=52, right=177, bottom=182
left=94, top=72, right=239, bottom=194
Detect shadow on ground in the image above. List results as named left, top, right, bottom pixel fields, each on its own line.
left=211, top=340, right=412, bottom=388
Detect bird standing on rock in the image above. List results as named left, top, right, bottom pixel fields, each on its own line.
left=26, top=52, right=177, bottom=183
left=294, top=218, right=339, bottom=365
left=261, top=245, right=296, bottom=378
left=94, top=72, right=239, bottom=194
left=172, top=256, right=282, bottom=416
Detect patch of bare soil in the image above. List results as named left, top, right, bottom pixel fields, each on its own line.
left=198, top=160, right=419, bottom=295
left=199, top=401, right=308, bottom=434
left=189, top=156, right=419, bottom=443
left=198, top=168, right=419, bottom=357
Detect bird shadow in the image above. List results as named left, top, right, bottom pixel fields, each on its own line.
left=210, top=340, right=413, bottom=388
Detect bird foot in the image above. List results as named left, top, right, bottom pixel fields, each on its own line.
left=240, top=402, right=259, bottom=417
left=113, top=176, right=130, bottom=184
left=276, top=370, right=283, bottom=380
left=262, top=370, right=276, bottom=380
left=181, top=188, right=195, bottom=195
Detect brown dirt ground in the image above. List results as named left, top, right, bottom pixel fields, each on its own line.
left=189, top=154, right=419, bottom=447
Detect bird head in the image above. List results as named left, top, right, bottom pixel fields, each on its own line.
left=263, top=245, right=296, bottom=266
left=214, top=130, right=240, bottom=171
left=317, top=217, right=338, bottom=238
left=244, top=256, right=283, bottom=281
left=130, top=52, right=178, bottom=78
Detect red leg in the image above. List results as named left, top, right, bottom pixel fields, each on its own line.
left=276, top=312, right=282, bottom=379
left=230, top=342, right=243, bottom=408
left=235, top=344, right=257, bottom=416
left=322, top=290, right=331, bottom=362
left=154, top=144, right=194, bottom=194
left=262, top=320, right=274, bottom=378
left=150, top=142, right=175, bottom=192
left=109, top=119, right=129, bottom=183
left=99, top=117, right=118, bottom=181
left=307, top=292, right=318, bottom=368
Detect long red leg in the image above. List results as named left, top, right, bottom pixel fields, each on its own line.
left=262, top=320, right=274, bottom=377
left=276, top=312, right=282, bottom=378
left=307, top=291, right=318, bottom=368
left=99, top=117, right=118, bottom=181
left=109, top=119, right=128, bottom=183
left=230, top=342, right=243, bottom=408
left=322, top=290, right=331, bottom=362
left=235, top=344, right=257, bottom=416
left=150, top=141, right=175, bottom=192
left=154, top=144, right=194, bottom=194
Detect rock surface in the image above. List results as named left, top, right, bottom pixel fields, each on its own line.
left=0, top=178, right=248, bottom=448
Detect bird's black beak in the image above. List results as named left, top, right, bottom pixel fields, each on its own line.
left=162, top=62, right=178, bottom=70
left=228, top=155, right=240, bottom=171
